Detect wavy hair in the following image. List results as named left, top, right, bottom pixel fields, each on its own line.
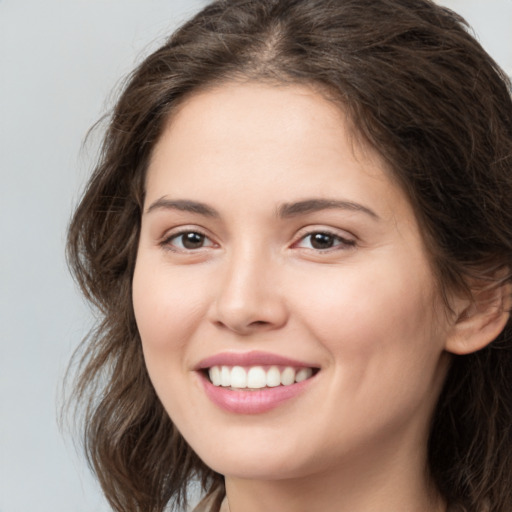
left=66, top=0, right=512, bottom=510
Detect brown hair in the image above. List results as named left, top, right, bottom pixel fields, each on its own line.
left=66, top=0, right=512, bottom=510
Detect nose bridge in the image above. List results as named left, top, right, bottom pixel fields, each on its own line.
left=211, top=238, right=287, bottom=333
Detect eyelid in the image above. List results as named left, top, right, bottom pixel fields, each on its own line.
left=159, top=226, right=218, bottom=252
left=157, top=224, right=356, bottom=253
left=292, top=227, right=357, bottom=251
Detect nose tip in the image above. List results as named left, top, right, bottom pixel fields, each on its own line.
left=209, top=260, right=288, bottom=335
left=214, top=307, right=284, bottom=335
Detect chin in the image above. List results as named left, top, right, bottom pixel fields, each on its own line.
left=191, top=432, right=318, bottom=481
left=204, top=456, right=308, bottom=481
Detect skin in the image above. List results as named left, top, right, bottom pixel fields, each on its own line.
left=133, top=82, right=475, bottom=512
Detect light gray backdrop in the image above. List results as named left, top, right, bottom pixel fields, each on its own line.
left=1, top=1, right=511, bottom=511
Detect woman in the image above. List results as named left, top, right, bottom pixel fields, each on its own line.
left=66, top=0, right=512, bottom=511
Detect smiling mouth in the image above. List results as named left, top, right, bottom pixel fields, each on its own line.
left=205, top=365, right=319, bottom=391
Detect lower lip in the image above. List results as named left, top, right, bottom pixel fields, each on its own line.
left=198, top=372, right=316, bottom=414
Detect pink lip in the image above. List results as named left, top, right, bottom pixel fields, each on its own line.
left=198, top=371, right=316, bottom=414
left=195, top=350, right=316, bottom=370
left=195, top=351, right=319, bottom=414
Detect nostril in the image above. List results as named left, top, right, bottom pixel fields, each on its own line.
left=209, top=295, right=288, bottom=334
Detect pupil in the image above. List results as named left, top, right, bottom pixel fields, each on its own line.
left=311, top=233, right=333, bottom=249
left=183, top=232, right=204, bottom=249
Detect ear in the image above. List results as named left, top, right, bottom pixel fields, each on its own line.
left=445, top=281, right=511, bottom=355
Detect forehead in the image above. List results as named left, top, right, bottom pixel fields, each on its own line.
left=145, top=82, right=410, bottom=225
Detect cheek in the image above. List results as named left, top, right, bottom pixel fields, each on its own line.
left=291, top=254, right=442, bottom=386
left=288, top=261, right=447, bottom=444
left=132, top=258, right=211, bottom=424
left=132, top=257, right=208, bottom=364
left=296, top=259, right=433, bottom=337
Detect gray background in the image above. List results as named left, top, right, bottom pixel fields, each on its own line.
left=1, top=1, right=511, bottom=511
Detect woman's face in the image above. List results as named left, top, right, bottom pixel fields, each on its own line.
left=133, top=82, right=453, bottom=481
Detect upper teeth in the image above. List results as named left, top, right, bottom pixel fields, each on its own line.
left=208, top=365, right=313, bottom=389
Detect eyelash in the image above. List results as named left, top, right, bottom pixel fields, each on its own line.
left=160, top=229, right=214, bottom=252
left=293, top=231, right=356, bottom=251
left=160, top=228, right=356, bottom=253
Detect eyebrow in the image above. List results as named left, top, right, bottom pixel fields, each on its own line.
left=145, top=197, right=379, bottom=220
left=278, top=198, right=379, bottom=220
left=145, top=198, right=220, bottom=217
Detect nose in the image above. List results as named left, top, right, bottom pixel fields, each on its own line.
left=208, top=246, right=288, bottom=335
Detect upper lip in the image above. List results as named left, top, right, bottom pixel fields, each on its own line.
left=195, top=350, right=318, bottom=370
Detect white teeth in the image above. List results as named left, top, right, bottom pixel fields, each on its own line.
left=266, top=366, right=281, bottom=387
left=295, top=367, right=313, bottom=382
left=230, top=366, right=247, bottom=388
left=221, top=366, right=231, bottom=387
left=210, top=366, right=221, bottom=386
left=247, top=367, right=267, bottom=388
left=207, top=365, right=315, bottom=389
left=281, top=367, right=295, bottom=386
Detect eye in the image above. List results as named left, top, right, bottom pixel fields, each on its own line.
left=295, top=231, right=355, bottom=251
left=162, top=230, right=215, bottom=251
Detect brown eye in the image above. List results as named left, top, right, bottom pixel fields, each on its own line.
left=165, top=231, right=214, bottom=250
left=295, top=231, right=355, bottom=251
left=310, top=232, right=336, bottom=249
left=181, top=232, right=206, bottom=249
